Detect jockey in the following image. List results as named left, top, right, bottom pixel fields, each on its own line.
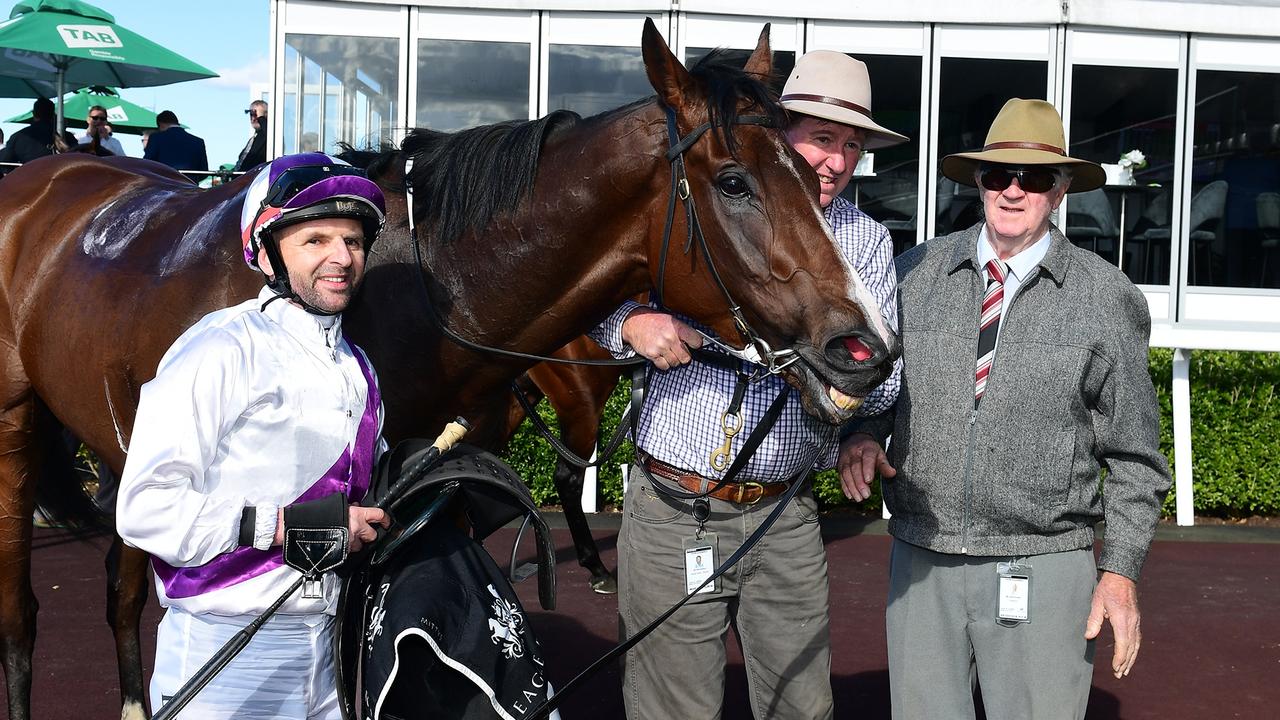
left=117, top=153, right=390, bottom=719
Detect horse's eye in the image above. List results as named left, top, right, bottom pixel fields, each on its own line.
left=717, top=174, right=750, bottom=199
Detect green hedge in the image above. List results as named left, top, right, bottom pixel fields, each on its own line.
left=501, top=350, right=1280, bottom=518
left=1149, top=349, right=1280, bottom=517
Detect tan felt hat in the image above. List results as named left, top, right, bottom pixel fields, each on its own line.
left=780, top=50, right=909, bottom=150
left=941, top=98, right=1105, bottom=193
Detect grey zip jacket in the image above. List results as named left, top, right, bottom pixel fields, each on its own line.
left=854, top=223, right=1171, bottom=580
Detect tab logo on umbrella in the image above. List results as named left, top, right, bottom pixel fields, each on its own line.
left=106, top=105, right=126, bottom=122
left=56, top=23, right=120, bottom=49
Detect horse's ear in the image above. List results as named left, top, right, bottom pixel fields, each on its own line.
left=743, top=24, right=773, bottom=78
left=642, top=17, right=694, bottom=112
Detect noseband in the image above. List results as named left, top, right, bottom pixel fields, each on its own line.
left=403, top=104, right=801, bottom=377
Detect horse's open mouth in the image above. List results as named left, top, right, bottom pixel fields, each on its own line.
left=786, top=337, right=893, bottom=424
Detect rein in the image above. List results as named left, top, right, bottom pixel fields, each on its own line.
left=401, top=105, right=797, bottom=375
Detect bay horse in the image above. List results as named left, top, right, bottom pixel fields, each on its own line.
left=0, top=21, right=896, bottom=720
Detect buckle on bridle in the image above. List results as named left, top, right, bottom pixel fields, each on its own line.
left=677, top=177, right=690, bottom=200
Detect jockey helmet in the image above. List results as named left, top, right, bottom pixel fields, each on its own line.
left=239, top=153, right=386, bottom=270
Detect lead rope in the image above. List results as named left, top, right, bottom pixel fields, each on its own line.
left=526, top=446, right=815, bottom=720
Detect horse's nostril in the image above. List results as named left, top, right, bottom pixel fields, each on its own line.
left=843, top=336, right=874, bottom=362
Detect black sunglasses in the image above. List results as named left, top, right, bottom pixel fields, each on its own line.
left=978, top=166, right=1061, bottom=194
left=89, top=114, right=108, bottom=122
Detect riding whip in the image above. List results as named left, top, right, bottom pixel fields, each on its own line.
left=152, top=417, right=471, bottom=720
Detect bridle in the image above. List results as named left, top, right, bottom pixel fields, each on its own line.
left=402, top=102, right=801, bottom=378
left=652, top=106, right=801, bottom=377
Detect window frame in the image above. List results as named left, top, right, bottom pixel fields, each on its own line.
left=1062, top=27, right=1187, bottom=323
left=1178, top=34, right=1280, bottom=326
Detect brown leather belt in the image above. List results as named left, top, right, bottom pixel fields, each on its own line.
left=641, top=456, right=790, bottom=505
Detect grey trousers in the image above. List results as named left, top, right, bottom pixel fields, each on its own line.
left=618, top=468, right=834, bottom=720
left=886, top=539, right=1097, bottom=720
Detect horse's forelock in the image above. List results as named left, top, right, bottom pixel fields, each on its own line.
left=688, top=49, right=787, bottom=158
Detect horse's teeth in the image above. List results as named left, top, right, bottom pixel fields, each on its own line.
left=827, top=386, right=863, bottom=412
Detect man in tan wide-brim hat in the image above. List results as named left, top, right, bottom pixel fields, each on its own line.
left=843, top=98, right=1171, bottom=719
left=940, top=97, right=1106, bottom=192
left=590, top=49, right=908, bottom=720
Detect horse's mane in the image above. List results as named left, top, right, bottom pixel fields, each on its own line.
left=336, top=141, right=401, bottom=184
left=399, top=110, right=580, bottom=246
left=340, top=48, right=784, bottom=246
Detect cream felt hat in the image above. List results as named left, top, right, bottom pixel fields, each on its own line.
left=780, top=50, right=909, bottom=150
left=941, top=98, right=1105, bottom=193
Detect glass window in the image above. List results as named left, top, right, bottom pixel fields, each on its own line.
left=843, top=54, right=922, bottom=257
left=548, top=45, right=652, bottom=116
left=1068, top=66, right=1179, bottom=285
left=934, top=58, right=1047, bottom=237
left=283, top=34, right=400, bottom=154
left=1189, top=70, right=1280, bottom=289
left=417, top=39, right=530, bottom=131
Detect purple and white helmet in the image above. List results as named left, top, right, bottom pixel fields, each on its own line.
left=239, top=153, right=387, bottom=268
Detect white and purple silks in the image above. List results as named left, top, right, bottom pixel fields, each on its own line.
left=118, top=285, right=386, bottom=618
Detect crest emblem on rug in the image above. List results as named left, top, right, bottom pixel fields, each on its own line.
left=487, top=584, right=525, bottom=659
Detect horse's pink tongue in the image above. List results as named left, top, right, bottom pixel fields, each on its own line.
left=844, top=337, right=874, bottom=362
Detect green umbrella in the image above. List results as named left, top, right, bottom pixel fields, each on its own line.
left=0, top=0, right=217, bottom=131
left=4, top=85, right=157, bottom=133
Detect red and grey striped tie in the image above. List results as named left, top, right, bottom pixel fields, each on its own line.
left=975, top=259, right=1007, bottom=405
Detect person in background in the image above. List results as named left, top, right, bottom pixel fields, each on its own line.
left=0, top=97, right=76, bottom=164
left=77, top=104, right=125, bottom=156
left=842, top=98, right=1172, bottom=720
left=144, top=109, right=208, bottom=172
left=234, top=100, right=269, bottom=172
left=589, top=50, right=906, bottom=720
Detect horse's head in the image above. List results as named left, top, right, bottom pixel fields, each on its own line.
left=640, top=21, right=899, bottom=424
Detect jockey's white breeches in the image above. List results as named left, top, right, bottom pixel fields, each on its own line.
left=150, top=607, right=340, bottom=719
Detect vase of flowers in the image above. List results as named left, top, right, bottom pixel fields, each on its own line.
left=1116, top=149, right=1147, bottom=186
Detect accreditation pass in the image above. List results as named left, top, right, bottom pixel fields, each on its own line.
left=996, top=561, right=1032, bottom=623
left=684, top=534, right=718, bottom=595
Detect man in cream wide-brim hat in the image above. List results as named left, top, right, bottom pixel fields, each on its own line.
left=588, top=50, right=908, bottom=720
left=842, top=98, right=1170, bottom=720
left=780, top=50, right=909, bottom=207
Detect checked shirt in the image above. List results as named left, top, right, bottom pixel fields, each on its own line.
left=590, top=197, right=901, bottom=482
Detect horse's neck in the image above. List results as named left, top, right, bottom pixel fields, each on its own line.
left=425, top=108, right=664, bottom=356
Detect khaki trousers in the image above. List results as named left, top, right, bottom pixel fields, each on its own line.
left=618, top=468, right=834, bottom=720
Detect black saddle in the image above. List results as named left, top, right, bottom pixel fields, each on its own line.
left=335, top=442, right=557, bottom=719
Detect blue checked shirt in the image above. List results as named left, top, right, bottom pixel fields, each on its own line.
left=590, top=197, right=902, bottom=482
